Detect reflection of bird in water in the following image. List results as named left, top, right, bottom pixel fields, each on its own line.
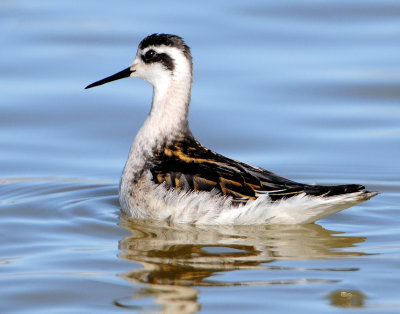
left=116, top=220, right=367, bottom=312
left=86, top=33, right=377, bottom=225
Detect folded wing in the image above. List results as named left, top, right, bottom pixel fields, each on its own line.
left=150, top=138, right=365, bottom=204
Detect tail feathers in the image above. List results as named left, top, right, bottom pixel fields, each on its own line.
left=304, top=184, right=366, bottom=198
left=266, top=183, right=375, bottom=202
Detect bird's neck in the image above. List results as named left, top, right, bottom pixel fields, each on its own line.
left=148, top=75, right=192, bottom=138
left=133, top=72, right=193, bottom=158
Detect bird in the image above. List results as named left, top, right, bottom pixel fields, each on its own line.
left=85, top=33, right=377, bottom=225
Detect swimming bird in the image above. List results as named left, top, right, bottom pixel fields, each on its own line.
left=85, top=33, right=377, bottom=225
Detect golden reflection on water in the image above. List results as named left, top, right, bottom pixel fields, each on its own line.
left=116, top=220, right=367, bottom=312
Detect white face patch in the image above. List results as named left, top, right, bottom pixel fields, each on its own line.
left=130, top=45, right=192, bottom=87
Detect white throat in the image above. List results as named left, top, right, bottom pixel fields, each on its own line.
left=147, top=70, right=192, bottom=139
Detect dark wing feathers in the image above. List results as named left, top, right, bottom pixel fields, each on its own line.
left=150, top=138, right=365, bottom=204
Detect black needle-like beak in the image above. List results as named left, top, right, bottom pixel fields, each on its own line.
left=85, top=67, right=133, bottom=89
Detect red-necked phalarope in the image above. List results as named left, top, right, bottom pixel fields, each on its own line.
left=85, top=33, right=377, bottom=225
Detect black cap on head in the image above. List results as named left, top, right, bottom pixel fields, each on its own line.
left=139, top=33, right=192, bottom=62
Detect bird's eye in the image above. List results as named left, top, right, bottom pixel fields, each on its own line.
left=144, top=49, right=156, bottom=61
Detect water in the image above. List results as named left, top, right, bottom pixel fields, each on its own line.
left=1, top=0, right=399, bottom=312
